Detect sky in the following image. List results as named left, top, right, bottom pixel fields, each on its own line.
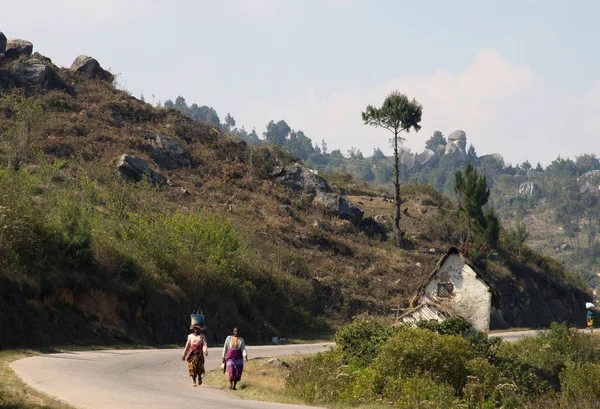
left=3, top=0, right=600, bottom=166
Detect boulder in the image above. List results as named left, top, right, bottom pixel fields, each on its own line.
left=315, top=192, right=363, bottom=224
left=266, top=358, right=289, bottom=368
left=518, top=182, right=541, bottom=196
left=5, top=38, right=33, bottom=59
left=271, top=164, right=331, bottom=197
left=70, top=55, right=114, bottom=82
left=447, top=130, right=466, bottom=141
left=415, top=149, right=435, bottom=166
left=273, top=164, right=363, bottom=224
left=116, top=154, right=166, bottom=185
left=577, top=170, right=600, bottom=193
left=0, top=32, right=6, bottom=54
left=150, top=134, right=192, bottom=170
left=8, top=58, right=66, bottom=89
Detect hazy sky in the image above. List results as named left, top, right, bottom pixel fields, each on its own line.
left=3, top=0, right=600, bottom=166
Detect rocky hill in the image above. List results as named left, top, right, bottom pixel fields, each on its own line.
left=0, top=32, right=591, bottom=348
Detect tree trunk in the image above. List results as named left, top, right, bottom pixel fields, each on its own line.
left=393, top=128, right=403, bottom=248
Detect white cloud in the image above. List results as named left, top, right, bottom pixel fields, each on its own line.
left=236, top=48, right=599, bottom=166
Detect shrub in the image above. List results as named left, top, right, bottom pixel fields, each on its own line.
left=384, top=376, right=456, bottom=409
left=286, top=348, right=351, bottom=404
left=559, top=361, right=600, bottom=405
left=415, top=317, right=472, bottom=336
left=371, top=326, right=474, bottom=392
left=334, top=315, right=396, bottom=368
left=463, top=358, right=500, bottom=407
left=498, top=323, right=600, bottom=380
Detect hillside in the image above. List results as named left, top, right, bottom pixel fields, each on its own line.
left=0, top=34, right=592, bottom=348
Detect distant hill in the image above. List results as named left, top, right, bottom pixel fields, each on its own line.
left=0, top=33, right=592, bottom=348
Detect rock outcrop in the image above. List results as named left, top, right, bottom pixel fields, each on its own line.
left=271, top=164, right=331, bottom=197
left=150, top=134, right=192, bottom=170
left=116, top=154, right=166, bottom=185
left=70, top=55, right=114, bottom=82
left=8, top=57, right=66, bottom=89
left=0, top=32, right=6, bottom=54
left=5, top=38, right=33, bottom=59
left=272, top=164, right=363, bottom=223
left=578, top=169, right=600, bottom=193
left=314, top=192, right=364, bottom=224
left=415, top=149, right=435, bottom=166
left=518, top=182, right=541, bottom=196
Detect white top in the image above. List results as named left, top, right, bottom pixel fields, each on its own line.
left=222, top=335, right=247, bottom=358
left=182, top=333, right=207, bottom=359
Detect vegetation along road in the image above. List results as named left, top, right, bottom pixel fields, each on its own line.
left=10, top=329, right=574, bottom=409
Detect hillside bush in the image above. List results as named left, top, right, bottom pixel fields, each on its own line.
left=334, top=315, right=396, bottom=367
left=371, top=326, right=474, bottom=392
left=559, top=361, right=600, bottom=405
left=286, top=319, right=600, bottom=408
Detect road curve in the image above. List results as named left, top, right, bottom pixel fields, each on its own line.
left=10, top=343, right=333, bottom=409
left=10, top=329, right=593, bottom=409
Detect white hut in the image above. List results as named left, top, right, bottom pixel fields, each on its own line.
left=398, top=247, right=499, bottom=333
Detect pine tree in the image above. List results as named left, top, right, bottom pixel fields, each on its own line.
left=454, top=163, right=499, bottom=251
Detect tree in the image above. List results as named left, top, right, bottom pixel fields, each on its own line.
left=330, top=149, right=343, bottom=159
left=263, top=120, right=291, bottom=146
left=174, top=96, right=189, bottom=115
left=372, top=147, right=386, bottom=163
left=188, top=104, right=221, bottom=127
left=163, top=99, right=175, bottom=109
left=467, top=144, right=478, bottom=164
left=506, top=215, right=530, bottom=257
left=454, top=163, right=500, bottom=252
left=285, top=130, right=315, bottom=160
left=224, top=113, right=236, bottom=131
left=362, top=91, right=422, bottom=247
left=520, top=160, right=532, bottom=172
left=575, top=154, right=600, bottom=175
left=321, top=139, right=328, bottom=154
left=425, top=131, right=446, bottom=151
left=140, top=93, right=145, bottom=103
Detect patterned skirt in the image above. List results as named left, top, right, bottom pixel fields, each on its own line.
left=188, top=353, right=205, bottom=379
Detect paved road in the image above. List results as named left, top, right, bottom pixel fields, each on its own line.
left=11, top=343, right=333, bottom=409
left=491, top=328, right=594, bottom=342
left=10, top=329, right=593, bottom=409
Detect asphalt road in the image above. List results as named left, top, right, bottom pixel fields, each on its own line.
left=10, top=329, right=592, bottom=409
left=10, top=343, right=333, bottom=409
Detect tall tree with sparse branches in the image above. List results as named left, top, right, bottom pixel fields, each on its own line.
left=362, top=91, right=422, bottom=247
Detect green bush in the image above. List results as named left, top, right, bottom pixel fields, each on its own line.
left=559, top=361, right=600, bottom=404
left=371, top=326, right=474, bottom=392
left=286, top=348, right=351, bottom=404
left=498, top=323, right=600, bottom=379
left=384, top=376, right=456, bottom=409
left=334, top=315, right=396, bottom=368
left=415, top=317, right=472, bottom=336
left=463, top=358, right=500, bottom=407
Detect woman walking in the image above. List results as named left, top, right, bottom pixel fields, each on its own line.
left=182, top=324, right=208, bottom=387
left=222, top=327, right=248, bottom=390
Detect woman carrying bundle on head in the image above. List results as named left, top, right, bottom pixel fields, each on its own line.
left=222, top=327, right=248, bottom=390
left=587, top=302, right=596, bottom=332
left=182, top=311, right=208, bottom=387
